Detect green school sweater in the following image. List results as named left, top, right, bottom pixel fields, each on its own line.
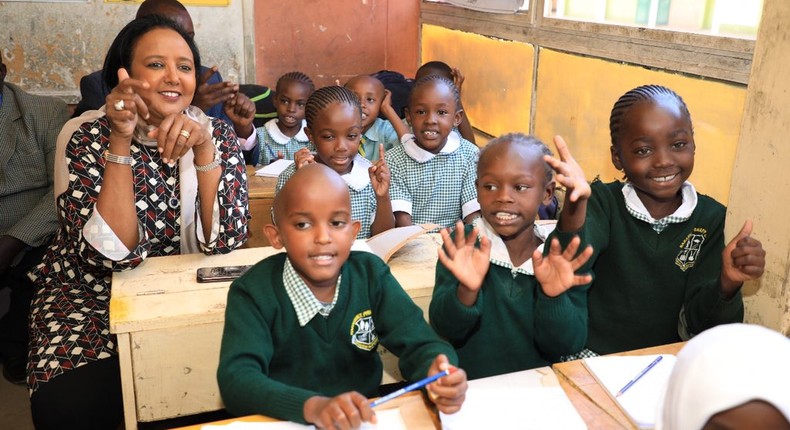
left=430, top=225, right=588, bottom=380
left=582, top=181, right=743, bottom=354
left=217, top=251, right=457, bottom=423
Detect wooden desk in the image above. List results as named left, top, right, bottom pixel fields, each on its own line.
left=245, top=166, right=276, bottom=248
left=552, top=342, right=686, bottom=429
left=109, top=235, right=442, bottom=429
left=172, top=391, right=439, bottom=430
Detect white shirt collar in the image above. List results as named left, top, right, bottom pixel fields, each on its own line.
left=474, top=217, right=556, bottom=276
left=622, top=181, right=698, bottom=222
left=265, top=119, right=308, bottom=144
left=401, top=130, right=461, bottom=163
left=340, top=155, right=371, bottom=191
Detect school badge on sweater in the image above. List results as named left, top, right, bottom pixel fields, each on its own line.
left=350, top=309, right=378, bottom=351
left=676, top=228, right=707, bottom=271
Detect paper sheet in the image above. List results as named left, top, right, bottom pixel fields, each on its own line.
left=440, top=386, right=587, bottom=430
left=201, top=408, right=406, bottom=429
left=255, top=159, right=294, bottom=177
left=582, top=354, right=676, bottom=429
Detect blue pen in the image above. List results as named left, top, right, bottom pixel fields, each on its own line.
left=370, top=368, right=453, bottom=408
left=615, top=355, right=663, bottom=397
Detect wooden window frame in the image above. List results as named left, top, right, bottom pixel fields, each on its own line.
left=420, top=0, right=754, bottom=84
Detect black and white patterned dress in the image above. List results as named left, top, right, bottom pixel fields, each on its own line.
left=27, top=116, right=249, bottom=393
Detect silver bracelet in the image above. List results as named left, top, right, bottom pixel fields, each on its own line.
left=104, top=150, right=133, bottom=165
left=194, top=147, right=222, bottom=172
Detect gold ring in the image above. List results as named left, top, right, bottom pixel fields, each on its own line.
left=113, top=100, right=125, bottom=111
left=179, top=129, right=191, bottom=140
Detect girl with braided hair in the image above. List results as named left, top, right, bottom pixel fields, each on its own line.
left=245, top=71, right=315, bottom=166
left=276, top=86, right=394, bottom=239
left=549, top=84, right=765, bottom=358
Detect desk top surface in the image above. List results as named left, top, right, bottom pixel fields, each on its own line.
left=171, top=391, right=438, bottom=430
left=553, top=342, right=686, bottom=429
left=109, top=235, right=441, bottom=333
left=246, top=166, right=277, bottom=199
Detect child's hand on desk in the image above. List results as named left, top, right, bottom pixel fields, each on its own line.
left=294, top=148, right=315, bottom=169
left=368, top=144, right=391, bottom=198
left=720, top=219, right=766, bottom=298
left=426, top=354, right=467, bottom=414
left=438, top=221, right=491, bottom=307
left=303, top=392, right=376, bottom=430
left=544, top=135, right=590, bottom=203
left=533, top=236, right=593, bottom=298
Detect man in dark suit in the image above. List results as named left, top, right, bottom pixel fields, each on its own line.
left=0, top=57, right=69, bottom=384
left=72, top=0, right=238, bottom=121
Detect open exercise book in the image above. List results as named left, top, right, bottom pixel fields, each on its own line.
left=255, top=159, right=294, bottom=177
left=354, top=224, right=439, bottom=263
left=440, top=367, right=586, bottom=430
left=582, top=354, right=677, bottom=429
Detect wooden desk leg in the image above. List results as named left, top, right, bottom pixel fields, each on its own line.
left=117, top=333, right=138, bottom=430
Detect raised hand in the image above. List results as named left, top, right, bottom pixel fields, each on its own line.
left=193, top=66, right=237, bottom=113
left=533, top=236, right=593, bottom=298
left=303, top=392, right=375, bottom=430
left=450, top=67, right=465, bottom=94
left=425, top=354, right=467, bottom=415
left=368, top=144, right=390, bottom=197
left=224, top=91, right=255, bottom=137
left=437, top=221, right=491, bottom=306
left=294, top=147, right=315, bottom=169
left=720, top=220, right=766, bottom=297
left=544, top=135, right=590, bottom=203
left=106, top=68, right=150, bottom=140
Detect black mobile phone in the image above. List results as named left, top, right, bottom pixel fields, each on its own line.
left=196, top=265, right=252, bottom=283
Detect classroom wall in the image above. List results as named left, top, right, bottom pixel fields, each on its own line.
left=253, top=0, right=420, bottom=88
left=0, top=0, right=246, bottom=103
left=420, top=24, right=746, bottom=205
left=727, top=0, right=790, bottom=336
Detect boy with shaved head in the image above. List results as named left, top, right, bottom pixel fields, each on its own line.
left=218, top=164, right=467, bottom=428
left=345, top=75, right=408, bottom=162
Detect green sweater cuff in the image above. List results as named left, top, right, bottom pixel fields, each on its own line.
left=271, top=388, right=316, bottom=424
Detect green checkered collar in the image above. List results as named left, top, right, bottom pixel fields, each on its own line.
left=473, top=217, right=556, bottom=276
left=283, top=257, right=342, bottom=327
left=622, top=181, right=697, bottom=234
left=400, top=129, right=461, bottom=163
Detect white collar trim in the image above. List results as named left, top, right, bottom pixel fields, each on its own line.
left=340, top=155, right=371, bottom=191
left=474, top=217, right=555, bottom=276
left=402, top=130, right=461, bottom=163
left=265, top=118, right=308, bottom=144
left=622, top=181, right=698, bottom=222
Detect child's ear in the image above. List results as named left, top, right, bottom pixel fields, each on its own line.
left=542, top=180, right=557, bottom=206
left=610, top=145, right=624, bottom=171
left=452, top=109, right=463, bottom=128
left=263, top=224, right=285, bottom=249
left=404, top=107, right=411, bottom=123
left=351, top=220, right=361, bottom=239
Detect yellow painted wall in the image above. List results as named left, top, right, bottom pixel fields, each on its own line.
left=421, top=25, right=746, bottom=204
left=421, top=25, right=533, bottom=139
left=535, top=48, right=746, bottom=204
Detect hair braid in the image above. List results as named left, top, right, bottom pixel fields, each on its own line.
left=409, top=75, right=461, bottom=108
left=480, top=133, right=554, bottom=184
left=609, top=85, right=692, bottom=147
left=276, top=71, right=315, bottom=94
left=304, top=86, right=362, bottom=129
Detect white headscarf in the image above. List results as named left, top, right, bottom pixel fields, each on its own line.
left=656, top=323, right=790, bottom=430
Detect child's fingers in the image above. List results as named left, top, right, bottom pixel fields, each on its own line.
left=478, top=234, right=492, bottom=257
left=553, top=135, right=573, bottom=162
left=199, top=66, right=218, bottom=86
left=378, top=143, right=386, bottom=163
left=439, top=227, right=458, bottom=258
left=573, top=273, right=594, bottom=286
left=571, top=245, right=594, bottom=270
left=453, top=220, right=467, bottom=249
